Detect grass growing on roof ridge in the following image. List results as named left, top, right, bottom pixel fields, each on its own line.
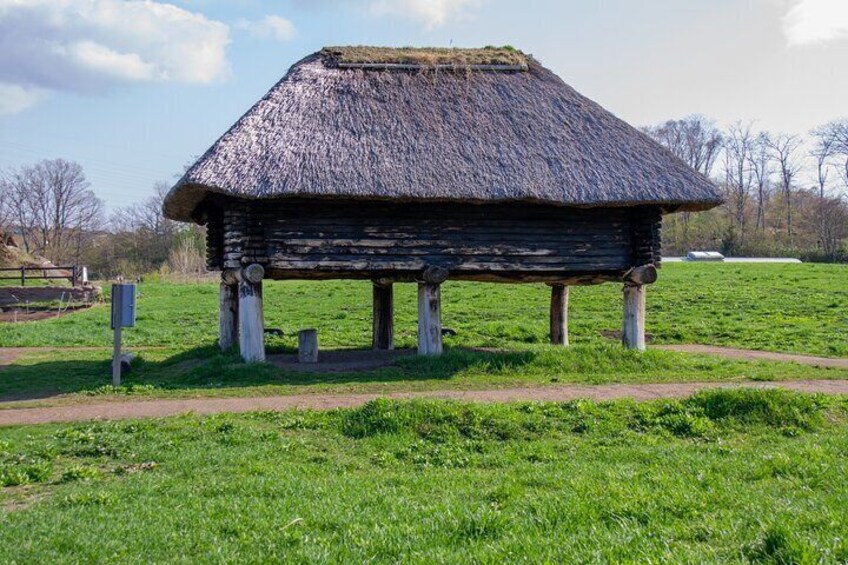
left=2, top=389, right=848, bottom=561
left=320, top=45, right=528, bottom=67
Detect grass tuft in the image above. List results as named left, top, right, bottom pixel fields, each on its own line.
left=745, top=525, right=817, bottom=564
left=687, top=388, right=828, bottom=431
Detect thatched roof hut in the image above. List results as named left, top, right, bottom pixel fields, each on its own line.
left=164, top=46, right=721, bottom=362
left=165, top=47, right=719, bottom=221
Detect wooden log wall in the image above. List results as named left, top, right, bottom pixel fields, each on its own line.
left=630, top=206, right=662, bottom=268
left=205, top=208, right=225, bottom=271
left=202, top=198, right=663, bottom=282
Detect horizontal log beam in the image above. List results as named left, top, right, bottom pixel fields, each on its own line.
left=623, top=264, right=658, bottom=285
left=263, top=268, right=625, bottom=284
left=267, top=258, right=630, bottom=271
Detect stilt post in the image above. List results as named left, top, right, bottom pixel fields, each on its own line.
left=219, top=269, right=239, bottom=351
left=238, top=264, right=265, bottom=363
left=549, top=284, right=569, bottom=346
left=372, top=280, right=394, bottom=350
left=622, top=283, right=646, bottom=351
left=417, top=266, right=448, bottom=356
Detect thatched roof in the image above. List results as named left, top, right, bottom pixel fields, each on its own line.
left=164, top=46, right=722, bottom=222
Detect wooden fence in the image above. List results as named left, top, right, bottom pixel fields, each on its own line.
left=0, top=266, right=80, bottom=287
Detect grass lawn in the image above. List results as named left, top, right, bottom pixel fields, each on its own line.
left=0, top=262, right=846, bottom=406
left=0, top=263, right=845, bottom=355
left=2, top=389, right=847, bottom=562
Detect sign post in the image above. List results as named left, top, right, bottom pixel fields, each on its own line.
left=111, top=284, right=136, bottom=386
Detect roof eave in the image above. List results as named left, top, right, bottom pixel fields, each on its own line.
left=163, top=180, right=724, bottom=224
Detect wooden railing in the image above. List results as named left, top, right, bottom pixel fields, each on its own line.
left=0, top=266, right=80, bottom=287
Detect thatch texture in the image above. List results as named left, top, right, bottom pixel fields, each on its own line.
left=165, top=47, right=722, bottom=222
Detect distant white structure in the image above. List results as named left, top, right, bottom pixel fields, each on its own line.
left=686, top=251, right=725, bottom=262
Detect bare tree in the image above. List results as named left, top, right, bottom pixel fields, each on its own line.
left=2, top=159, right=104, bottom=262
left=722, top=122, right=754, bottom=244
left=810, top=124, right=840, bottom=250
left=815, top=119, right=848, bottom=187
left=642, top=115, right=724, bottom=177
left=818, top=194, right=848, bottom=259
left=0, top=170, right=11, bottom=237
left=767, top=134, right=804, bottom=245
left=4, top=166, right=40, bottom=253
left=748, top=132, right=772, bottom=231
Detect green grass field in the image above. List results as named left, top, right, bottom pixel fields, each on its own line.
left=0, top=262, right=846, bottom=405
left=2, top=389, right=848, bottom=562
left=2, top=263, right=846, bottom=355
left=2, top=264, right=848, bottom=560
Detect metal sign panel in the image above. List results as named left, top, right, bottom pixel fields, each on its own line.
left=111, top=284, right=136, bottom=329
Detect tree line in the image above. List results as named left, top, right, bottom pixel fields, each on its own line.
left=642, top=117, right=848, bottom=260
left=0, top=159, right=205, bottom=278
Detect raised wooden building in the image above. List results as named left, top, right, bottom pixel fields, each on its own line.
left=164, top=47, right=721, bottom=362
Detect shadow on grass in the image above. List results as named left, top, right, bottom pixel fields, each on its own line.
left=1, top=342, right=802, bottom=403
left=0, top=346, right=541, bottom=401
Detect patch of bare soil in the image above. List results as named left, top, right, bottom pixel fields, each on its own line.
left=0, top=348, right=29, bottom=369
left=2, top=486, right=48, bottom=513
left=268, top=348, right=415, bottom=373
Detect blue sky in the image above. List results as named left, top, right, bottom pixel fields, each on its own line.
left=1, top=0, right=847, bottom=210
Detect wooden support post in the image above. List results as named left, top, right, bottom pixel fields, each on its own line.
left=549, top=284, right=569, bottom=346
left=238, top=264, right=265, bottom=363
left=372, top=281, right=394, bottom=350
left=417, top=265, right=448, bottom=356
left=622, top=283, right=646, bottom=351
left=112, top=321, right=122, bottom=386
left=298, top=329, right=319, bottom=363
left=219, top=270, right=239, bottom=351
left=417, top=283, right=442, bottom=356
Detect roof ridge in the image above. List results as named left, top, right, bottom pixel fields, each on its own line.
left=320, top=46, right=529, bottom=71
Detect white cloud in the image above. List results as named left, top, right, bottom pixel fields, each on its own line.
left=782, top=0, right=848, bottom=46
left=368, top=0, right=485, bottom=29
left=0, top=0, right=230, bottom=114
left=60, top=41, right=159, bottom=82
left=0, top=83, right=47, bottom=115
left=236, top=15, right=296, bottom=42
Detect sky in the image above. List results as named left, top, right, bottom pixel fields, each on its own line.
left=0, top=0, right=847, bottom=210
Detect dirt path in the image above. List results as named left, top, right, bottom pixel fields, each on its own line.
left=656, top=345, right=848, bottom=369
left=0, top=348, right=24, bottom=368
left=1, top=380, right=847, bottom=426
